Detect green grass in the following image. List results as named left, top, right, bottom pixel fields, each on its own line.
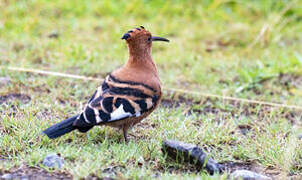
left=1, top=0, right=302, bottom=179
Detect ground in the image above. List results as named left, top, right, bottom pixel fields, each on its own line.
left=0, top=0, right=302, bottom=179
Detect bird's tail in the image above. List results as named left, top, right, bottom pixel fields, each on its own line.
left=43, top=115, right=78, bottom=139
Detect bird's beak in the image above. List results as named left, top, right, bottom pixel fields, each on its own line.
left=152, top=36, right=170, bottom=42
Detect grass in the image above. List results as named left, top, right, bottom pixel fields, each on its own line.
left=1, top=0, right=302, bottom=179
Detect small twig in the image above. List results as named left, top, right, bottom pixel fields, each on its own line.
left=1, top=66, right=102, bottom=81
left=1, top=66, right=302, bottom=110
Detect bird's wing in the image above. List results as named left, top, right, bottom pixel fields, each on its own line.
left=73, top=74, right=159, bottom=127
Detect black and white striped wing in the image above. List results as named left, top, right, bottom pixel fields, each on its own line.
left=73, top=74, right=159, bottom=127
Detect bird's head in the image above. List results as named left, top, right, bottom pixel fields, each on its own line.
left=121, top=26, right=169, bottom=55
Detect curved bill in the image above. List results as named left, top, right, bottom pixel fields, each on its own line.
left=152, top=36, right=170, bottom=42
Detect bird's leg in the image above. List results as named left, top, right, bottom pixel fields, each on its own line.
left=123, top=126, right=129, bottom=144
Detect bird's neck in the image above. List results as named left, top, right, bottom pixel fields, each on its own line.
left=126, top=47, right=156, bottom=72
left=128, top=45, right=152, bottom=61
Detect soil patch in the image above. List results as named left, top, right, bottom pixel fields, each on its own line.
left=222, top=161, right=264, bottom=173
left=0, top=165, right=71, bottom=180
left=161, top=95, right=195, bottom=109
left=0, top=93, right=31, bottom=104
left=278, top=73, right=302, bottom=88
left=221, top=161, right=281, bottom=179
left=160, top=95, right=302, bottom=125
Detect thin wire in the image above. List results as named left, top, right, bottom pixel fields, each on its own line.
left=1, top=66, right=302, bottom=110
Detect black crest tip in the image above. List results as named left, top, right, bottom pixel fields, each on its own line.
left=121, top=33, right=131, bottom=40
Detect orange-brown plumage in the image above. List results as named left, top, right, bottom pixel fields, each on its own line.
left=43, top=26, right=169, bottom=142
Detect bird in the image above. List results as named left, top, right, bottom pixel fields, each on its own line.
left=43, top=26, right=169, bottom=142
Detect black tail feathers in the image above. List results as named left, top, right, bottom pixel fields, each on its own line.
left=43, top=115, right=94, bottom=139
left=43, top=115, right=78, bottom=139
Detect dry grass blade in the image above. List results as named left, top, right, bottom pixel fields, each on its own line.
left=1, top=65, right=302, bottom=110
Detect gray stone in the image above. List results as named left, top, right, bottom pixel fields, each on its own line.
left=298, top=134, right=302, bottom=140
left=1, top=173, right=13, bottom=179
left=20, top=176, right=29, bottom=180
left=231, top=170, right=271, bottom=180
left=48, top=31, right=59, bottom=38
left=42, top=154, right=64, bottom=169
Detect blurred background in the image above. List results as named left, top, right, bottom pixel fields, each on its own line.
left=1, top=0, right=302, bottom=104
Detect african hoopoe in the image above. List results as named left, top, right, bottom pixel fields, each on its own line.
left=43, top=26, right=169, bottom=142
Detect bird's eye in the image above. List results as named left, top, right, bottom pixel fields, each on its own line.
left=147, top=37, right=151, bottom=41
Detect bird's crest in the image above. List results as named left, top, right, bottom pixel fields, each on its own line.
left=121, top=26, right=150, bottom=40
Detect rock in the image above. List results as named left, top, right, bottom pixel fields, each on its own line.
left=298, top=134, right=302, bottom=140
left=1, top=173, right=13, bottom=179
left=42, top=154, right=64, bottom=169
left=20, top=176, right=29, bottom=180
left=102, top=178, right=115, bottom=180
left=151, top=172, right=161, bottom=178
left=231, top=170, right=271, bottom=180
left=162, top=139, right=224, bottom=175
left=48, top=31, right=59, bottom=38
left=0, top=76, right=10, bottom=86
left=102, top=166, right=119, bottom=175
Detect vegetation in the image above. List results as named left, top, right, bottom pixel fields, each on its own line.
left=0, top=0, right=301, bottom=179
